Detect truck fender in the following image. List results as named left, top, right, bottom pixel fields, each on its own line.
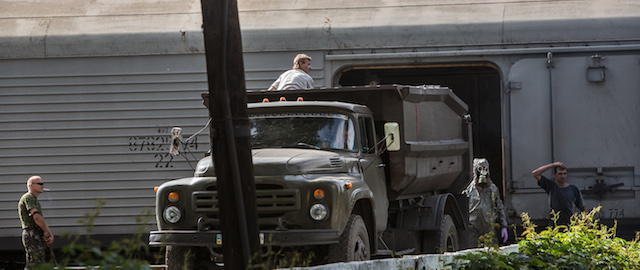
left=400, top=193, right=467, bottom=232
left=347, top=188, right=376, bottom=252
left=424, top=193, right=468, bottom=232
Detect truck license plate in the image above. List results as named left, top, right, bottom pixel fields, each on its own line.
left=216, top=233, right=264, bottom=245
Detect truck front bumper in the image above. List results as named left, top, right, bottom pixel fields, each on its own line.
left=149, top=229, right=340, bottom=247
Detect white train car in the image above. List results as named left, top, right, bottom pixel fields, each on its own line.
left=1, top=0, right=639, bottom=260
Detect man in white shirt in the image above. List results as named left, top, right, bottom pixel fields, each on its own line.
left=268, top=54, right=314, bottom=90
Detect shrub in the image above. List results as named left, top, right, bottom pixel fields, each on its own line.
left=33, top=200, right=159, bottom=270
left=449, top=206, right=640, bottom=270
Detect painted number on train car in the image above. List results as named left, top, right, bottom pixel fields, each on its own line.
left=154, top=153, right=175, bottom=168
left=128, top=128, right=200, bottom=168
left=609, top=208, right=625, bottom=219
left=128, top=136, right=170, bottom=152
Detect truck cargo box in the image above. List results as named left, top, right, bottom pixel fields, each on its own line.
left=244, top=85, right=473, bottom=200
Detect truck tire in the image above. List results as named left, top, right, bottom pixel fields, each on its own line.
left=166, top=245, right=195, bottom=270
left=328, top=214, right=370, bottom=262
left=422, top=214, right=459, bottom=253
left=166, top=246, right=219, bottom=270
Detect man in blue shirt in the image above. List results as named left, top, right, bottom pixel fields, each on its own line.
left=532, top=161, right=587, bottom=227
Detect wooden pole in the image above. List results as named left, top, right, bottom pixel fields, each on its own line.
left=199, top=0, right=261, bottom=268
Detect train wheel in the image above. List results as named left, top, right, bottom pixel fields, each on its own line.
left=328, top=214, right=370, bottom=262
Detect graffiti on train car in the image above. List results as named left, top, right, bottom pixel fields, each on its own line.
left=128, top=136, right=170, bottom=152
left=128, top=128, right=200, bottom=168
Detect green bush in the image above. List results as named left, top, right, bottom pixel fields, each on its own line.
left=449, top=206, right=640, bottom=270
left=33, top=200, right=160, bottom=270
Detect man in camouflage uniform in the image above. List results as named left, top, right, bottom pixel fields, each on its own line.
left=463, top=158, right=508, bottom=247
left=18, top=175, right=54, bottom=269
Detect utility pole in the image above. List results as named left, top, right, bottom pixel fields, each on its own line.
left=199, top=0, right=261, bottom=269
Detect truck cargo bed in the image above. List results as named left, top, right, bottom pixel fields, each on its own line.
left=244, top=85, right=473, bottom=200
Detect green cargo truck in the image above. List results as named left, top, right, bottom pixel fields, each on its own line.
left=149, top=85, right=473, bottom=267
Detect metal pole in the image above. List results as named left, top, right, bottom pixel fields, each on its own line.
left=547, top=52, right=556, bottom=162
left=200, top=0, right=260, bottom=268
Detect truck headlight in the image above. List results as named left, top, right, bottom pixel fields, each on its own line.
left=164, top=206, right=182, bottom=223
left=309, top=203, right=328, bottom=221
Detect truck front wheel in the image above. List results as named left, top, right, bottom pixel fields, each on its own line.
left=166, top=245, right=218, bottom=270
left=166, top=245, right=195, bottom=270
left=422, top=214, right=459, bottom=253
left=328, top=214, right=370, bottom=262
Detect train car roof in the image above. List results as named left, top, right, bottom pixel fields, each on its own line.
left=1, top=0, right=639, bottom=59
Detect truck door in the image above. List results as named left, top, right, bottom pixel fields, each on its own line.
left=359, top=116, right=389, bottom=233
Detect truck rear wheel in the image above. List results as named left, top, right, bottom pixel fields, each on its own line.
left=422, top=214, right=459, bottom=253
left=328, top=214, right=370, bottom=262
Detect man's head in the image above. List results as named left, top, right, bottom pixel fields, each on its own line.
left=27, top=175, right=45, bottom=195
left=553, top=166, right=568, bottom=185
left=293, top=54, right=312, bottom=74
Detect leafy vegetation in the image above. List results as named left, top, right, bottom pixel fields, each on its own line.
left=249, top=248, right=316, bottom=269
left=30, top=199, right=318, bottom=270
left=34, top=200, right=161, bottom=270
left=449, top=206, right=640, bottom=270
left=31, top=201, right=640, bottom=269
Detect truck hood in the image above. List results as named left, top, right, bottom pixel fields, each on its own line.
left=252, top=148, right=347, bottom=175
left=195, top=148, right=350, bottom=177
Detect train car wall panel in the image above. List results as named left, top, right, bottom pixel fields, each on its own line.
left=0, top=52, right=326, bottom=250
left=0, top=54, right=212, bottom=249
left=508, top=54, right=640, bottom=222
left=1, top=0, right=639, bottom=255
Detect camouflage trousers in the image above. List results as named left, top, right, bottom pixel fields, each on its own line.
left=21, top=228, right=46, bottom=270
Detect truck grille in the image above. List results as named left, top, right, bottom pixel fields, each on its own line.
left=192, top=183, right=300, bottom=219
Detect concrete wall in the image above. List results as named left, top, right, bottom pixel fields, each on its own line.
left=284, top=245, right=519, bottom=270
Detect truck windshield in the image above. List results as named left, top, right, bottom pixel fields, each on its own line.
left=250, top=112, right=355, bottom=151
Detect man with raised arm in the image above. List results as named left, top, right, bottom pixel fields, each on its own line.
left=532, top=162, right=587, bottom=226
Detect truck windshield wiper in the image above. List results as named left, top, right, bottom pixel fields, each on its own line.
left=295, top=142, right=321, bottom=150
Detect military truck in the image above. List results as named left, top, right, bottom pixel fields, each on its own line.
left=149, top=85, right=473, bottom=267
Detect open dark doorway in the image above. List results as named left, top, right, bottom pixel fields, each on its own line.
left=338, top=65, right=504, bottom=194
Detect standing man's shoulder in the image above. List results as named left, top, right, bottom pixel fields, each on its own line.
left=293, top=69, right=314, bottom=89
left=19, top=192, right=41, bottom=212
left=293, top=69, right=311, bottom=78
left=568, top=183, right=583, bottom=192
left=284, top=69, right=298, bottom=75
left=19, top=192, right=35, bottom=204
left=537, top=174, right=555, bottom=191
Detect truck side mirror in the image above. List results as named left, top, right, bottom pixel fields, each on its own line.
left=384, top=122, right=400, bottom=151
